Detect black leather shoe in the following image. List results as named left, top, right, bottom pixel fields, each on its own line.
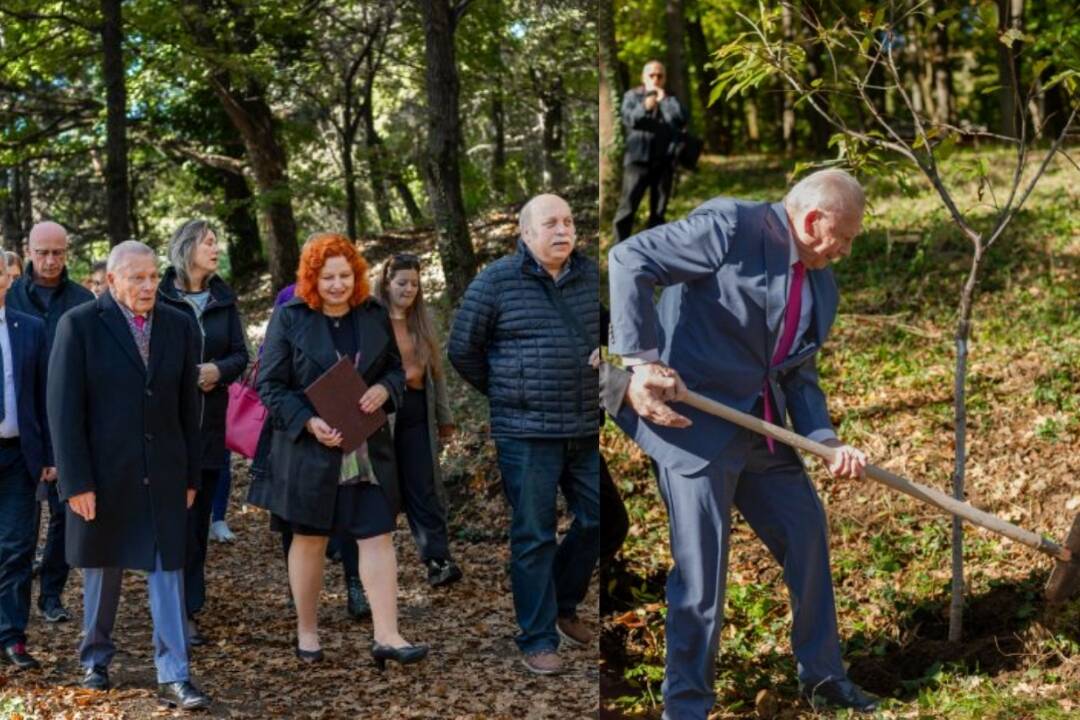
left=371, top=642, right=429, bottom=670
left=425, top=558, right=463, bottom=587
left=346, top=577, right=370, bottom=620
left=187, top=619, right=207, bottom=647
left=157, top=680, right=211, bottom=711
left=2, top=643, right=40, bottom=671
left=82, top=665, right=110, bottom=690
left=801, top=678, right=880, bottom=714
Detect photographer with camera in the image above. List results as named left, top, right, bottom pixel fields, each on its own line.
left=613, top=60, right=689, bottom=243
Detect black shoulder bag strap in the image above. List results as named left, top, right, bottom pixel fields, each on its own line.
left=540, top=277, right=596, bottom=352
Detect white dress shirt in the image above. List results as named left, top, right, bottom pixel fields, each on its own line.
left=0, top=306, right=20, bottom=438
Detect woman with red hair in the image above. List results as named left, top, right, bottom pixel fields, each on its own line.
left=256, top=233, right=427, bottom=667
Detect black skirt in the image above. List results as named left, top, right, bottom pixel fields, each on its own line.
left=271, top=481, right=394, bottom=539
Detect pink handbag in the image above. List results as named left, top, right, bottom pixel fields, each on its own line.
left=225, top=360, right=268, bottom=459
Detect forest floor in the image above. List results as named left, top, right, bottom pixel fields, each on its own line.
left=0, top=188, right=601, bottom=719
left=599, top=149, right=1080, bottom=719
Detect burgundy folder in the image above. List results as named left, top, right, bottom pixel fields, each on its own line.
left=304, top=356, right=387, bottom=453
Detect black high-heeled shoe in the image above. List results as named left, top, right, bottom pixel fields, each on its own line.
left=371, top=642, right=428, bottom=670
left=295, top=639, right=324, bottom=664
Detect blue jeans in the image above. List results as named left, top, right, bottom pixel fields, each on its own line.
left=494, top=435, right=599, bottom=654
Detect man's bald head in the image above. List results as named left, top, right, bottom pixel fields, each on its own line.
left=27, top=221, right=69, bottom=285
left=519, top=194, right=576, bottom=277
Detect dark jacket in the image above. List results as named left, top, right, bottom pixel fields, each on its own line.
left=157, top=267, right=249, bottom=470
left=253, top=297, right=405, bottom=529
left=48, top=292, right=201, bottom=571
left=4, top=309, right=52, bottom=481
left=621, top=87, right=688, bottom=166
left=448, top=241, right=601, bottom=439
left=7, top=264, right=95, bottom=346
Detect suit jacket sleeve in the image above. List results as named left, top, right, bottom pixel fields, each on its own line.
left=599, top=362, right=631, bottom=417
left=214, top=305, right=250, bottom=386
left=622, top=90, right=664, bottom=132
left=180, top=317, right=201, bottom=490
left=782, top=354, right=836, bottom=441
left=48, top=313, right=94, bottom=500
left=448, top=273, right=497, bottom=395
left=607, top=208, right=736, bottom=355
left=257, top=309, right=314, bottom=442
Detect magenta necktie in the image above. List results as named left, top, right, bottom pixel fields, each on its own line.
left=133, top=315, right=146, bottom=331
left=763, top=261, right=805, bottom=452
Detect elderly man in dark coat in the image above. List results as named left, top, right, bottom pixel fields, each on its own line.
left=47, top=240, right=210, bottom=710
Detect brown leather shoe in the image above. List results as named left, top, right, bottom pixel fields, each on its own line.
left=521, top=650, right=561, bottom=675
left=556, top=615, right=593, bottom=647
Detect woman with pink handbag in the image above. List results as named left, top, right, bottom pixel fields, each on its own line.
left=158, top=219, right=249, bottom=647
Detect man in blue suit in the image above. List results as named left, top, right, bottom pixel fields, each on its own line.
left=0, top=252, right=52, bottom=670
left=607, top=169, right=878, bottom=716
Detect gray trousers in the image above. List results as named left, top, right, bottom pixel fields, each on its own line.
left=80, top=554, right=190, bottom=684
left=658, top=429, right=846, bottom=720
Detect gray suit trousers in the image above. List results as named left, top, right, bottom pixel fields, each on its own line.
left=658, top=427, right=846, bottom=720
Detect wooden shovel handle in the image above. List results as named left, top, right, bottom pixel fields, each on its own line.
left=681, top=390, right=1073, bottom=564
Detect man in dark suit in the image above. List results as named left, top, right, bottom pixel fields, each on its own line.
left=48, top=241, right=210, bottom=710
left=608, top=170, right=878, bottom=717
left=0, top=252, right=52, bottom=670
left=7, top=221, right=94, bottom=623
left=613, top=60, right=688, bottom=243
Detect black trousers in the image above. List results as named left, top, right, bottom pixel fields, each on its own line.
left=184, top=468, right=218, bottom=618
left=598, top=454, right=629, bottom=564
left=0, top=444, right=36, bottom=647
left=36, top=481, right=68, bottom=608
left=613, top=160, right=675, bottom=243
left=395, top=388, right=451, bottom=562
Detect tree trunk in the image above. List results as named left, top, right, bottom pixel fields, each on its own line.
left=599, top=0, right=623, bottom=224
left=686, top=13, right=727, bottom=154
left=100, top=0, right=130, bottom=247
left=418, top=0, right=476, bottom=303
left=360, top=80, right=393, bottom=231
left=929, top=0, right=953, bottom=125
left=781, top=5, right=796, bottom=153
left=342, top=128, right=360, bottom=241
left=949, top=242, right=984, bottom=642
left=539, top=75, right=567, bottom=189
left=491, top=78, right=506, bottom=198
left=996, top=0, right=1024, bottom=138
left=219, top=169, right=264, bottom=279
left=664, top=0, right=690, bottom=116
left=0, top=169, right=20, bottom=252
left=804, top=36, right=830, bottom=153
left=389, top=170, right=424, bottom=225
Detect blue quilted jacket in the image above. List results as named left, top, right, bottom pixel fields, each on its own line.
left=448, top=240, right=601, bottom=439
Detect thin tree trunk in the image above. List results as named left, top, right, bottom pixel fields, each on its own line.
left=996, top=0, right=1024, bottom=138
left=342, top=128, right=360, bottom=241
left=686, top=14, right=727, bottom=153
left=389, top=170, right=424, bottom=225
left=219, top=169, right=264, bottom=279
left=539, top=75, right=567, bottom=188
left=781, top=5, right=796, bottom=153
left=360, top=81, right=393, bottom=230
left=100, top=0, right=130, bottom=247
left=0, top=169, right=19, bottom=252
left=418, top=0, right=476, bottom=303
left=949, top=242, right=984, bottom=642
left=930, top=0, right=953, bottom=125
left=664, top=0, right=690, bottom=115
left=491, top=79, right=506, bottom=197
left=599, top=0, right=623, bottom=223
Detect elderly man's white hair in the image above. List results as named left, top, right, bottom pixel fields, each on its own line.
left=107, top=240, right=156, bottom=272
left=784, top=169, right=865, bottom=218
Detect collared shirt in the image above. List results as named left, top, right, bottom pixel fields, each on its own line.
left=0, top=307, right=19, bottom=438
left=112, top=291, right=153, bottom=366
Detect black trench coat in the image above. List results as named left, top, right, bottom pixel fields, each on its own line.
left=252, top=297, right=404, bottom=529
left=48, top=292, right=201, bottom=571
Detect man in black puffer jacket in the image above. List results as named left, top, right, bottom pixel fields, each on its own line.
left=449, top=193, right=600, bottom=676
left=7, top=221, right=94, bottom=624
